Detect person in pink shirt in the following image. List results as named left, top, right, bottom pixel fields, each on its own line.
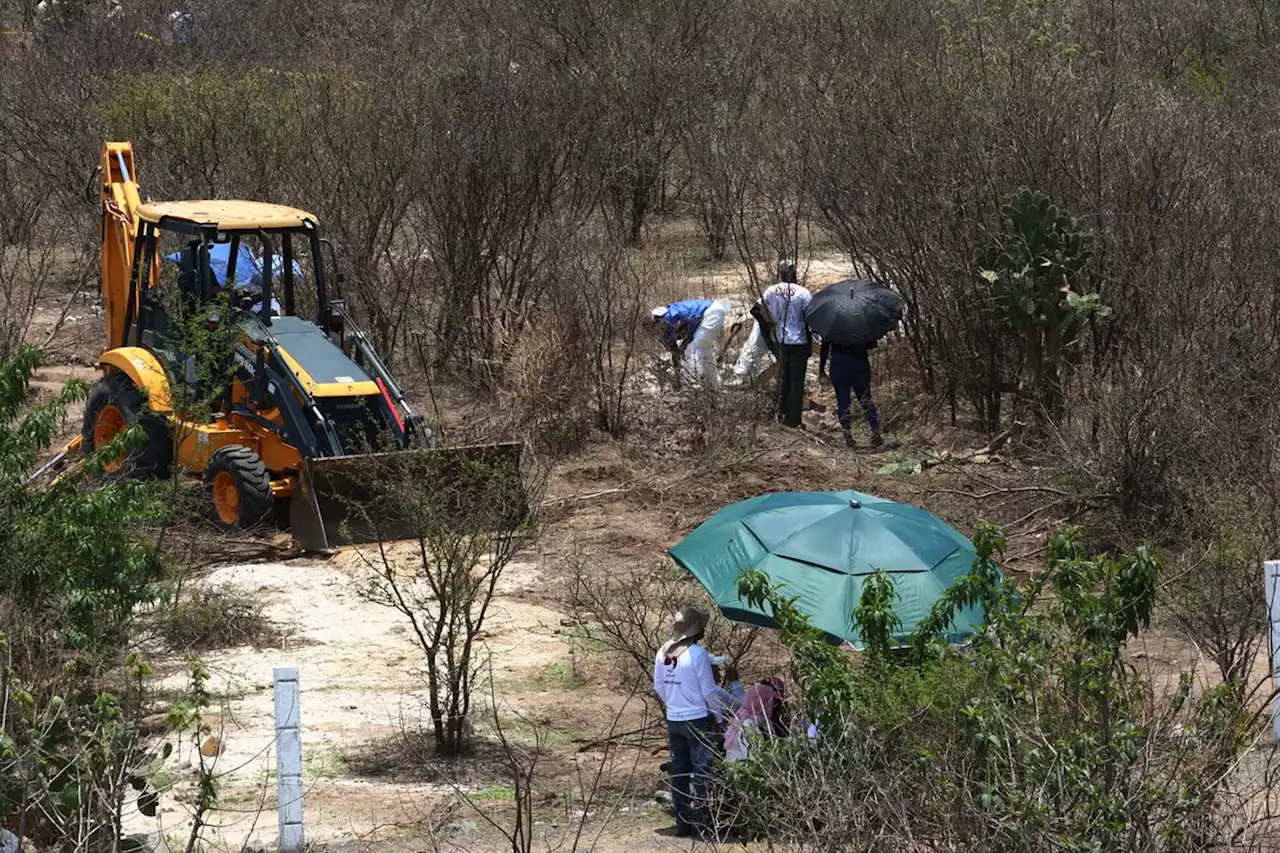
left=724, top=676, right=788, bottom=762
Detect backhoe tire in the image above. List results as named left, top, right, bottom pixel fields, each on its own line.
left=81, top=372, right=172, bottom=478
left=205, top=445, right=274, bottom=531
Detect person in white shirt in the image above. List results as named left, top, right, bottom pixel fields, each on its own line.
left=653, top=605, right=719, bottom=837
left=761, top=262, right=813, bottom=427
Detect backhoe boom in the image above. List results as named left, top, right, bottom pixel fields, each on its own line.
left=100, top=142, right=149, bottom=351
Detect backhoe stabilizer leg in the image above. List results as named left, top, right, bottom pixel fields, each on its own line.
left=28, top=436, right=85, bottom=485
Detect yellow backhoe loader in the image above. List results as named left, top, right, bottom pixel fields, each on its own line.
left=32, top=142, right=522, bottom=551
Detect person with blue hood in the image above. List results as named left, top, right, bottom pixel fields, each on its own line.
left=164, top=242, right=287, bottom=316
left=648, top=297, right=733, bottom=389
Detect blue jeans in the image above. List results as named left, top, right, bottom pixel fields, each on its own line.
left=829, top=348, right=880, bottom=434
left=667, top=717, right=715, bottom=828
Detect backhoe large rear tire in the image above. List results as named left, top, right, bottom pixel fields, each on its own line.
left=81, top=372, right=172, bottom=478
left=205, top=445, right=274, bottom=531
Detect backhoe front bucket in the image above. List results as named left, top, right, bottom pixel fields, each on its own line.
left=289, top=442, right=526, bottom=552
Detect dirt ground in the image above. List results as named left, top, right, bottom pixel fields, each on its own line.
left=27, top=246, right=1242, bottom=853
left=124, top=552, right=664, bottom=852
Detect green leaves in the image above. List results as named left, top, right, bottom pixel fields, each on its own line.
left=0, top=349, right=167, bottom=667
left=854, top=568, right=901, bottom=666
left=728, top=520, right=1243, bottom=852
left=975, top=187, right=1101, bottom=424
left=0, top=347, right=170, bottom=834
left=1064, top=289, right=1111, bottom=322
left=1116, top=545, right=1159, bottom=640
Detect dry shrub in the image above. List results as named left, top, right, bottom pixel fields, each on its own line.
left=160, top=586, right=285, bottom=651
left=685, top=385, right=776, bottom=453
left=1161, top=482, right=1279, bottom=704
left=572, top=246, right=670, bottom=438
left=499, top=312, right=594, bottom=455
left=566, top=554, right=775, bottom=693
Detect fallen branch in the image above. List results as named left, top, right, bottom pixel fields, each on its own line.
left=982, top=421, right=1025, bottom=454
left=918, top=422, right=1026, bottom=470
left=1005, top=499, right=1068, bottom=531
left=39, top=272, right=93, bottom=351
left=927, top=484, right=1099, bottom=501
left=574, top=720, right=664, bottom=753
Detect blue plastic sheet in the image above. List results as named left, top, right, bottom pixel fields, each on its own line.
left=164, top=242, right=303, bottom=292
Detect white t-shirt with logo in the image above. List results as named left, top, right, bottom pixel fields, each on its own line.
left=653, top=642, right=720, bottom=722
left=762, top=282, right=813, bottom=346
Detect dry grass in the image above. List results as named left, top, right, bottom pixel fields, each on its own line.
left=159, top=585, right=287, bottom=651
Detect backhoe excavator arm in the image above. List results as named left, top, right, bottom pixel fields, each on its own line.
left=28, top=143, right=145, bottom=486
left=101, top=142, right=152, bottom=351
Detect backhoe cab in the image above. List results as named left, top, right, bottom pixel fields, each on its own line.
left=45, top=142, right=523, bottom=551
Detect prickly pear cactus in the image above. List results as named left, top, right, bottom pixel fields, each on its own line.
left=978, top=187, right=1106, bottom=422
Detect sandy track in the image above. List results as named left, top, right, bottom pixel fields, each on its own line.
left=129, top=553, right=596, bottom=851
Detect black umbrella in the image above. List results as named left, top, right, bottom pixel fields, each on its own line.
left=805, top=279, right=904, bottom=348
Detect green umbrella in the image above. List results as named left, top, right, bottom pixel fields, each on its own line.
left=667, top=489, right=988, bottom=649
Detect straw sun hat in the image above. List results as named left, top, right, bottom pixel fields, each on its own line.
left=667, top=605, right=709, bottom=647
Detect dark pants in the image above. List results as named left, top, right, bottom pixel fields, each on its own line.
left=667, top=716, right=715, bottom=829
left=776, top=343, right=810, bottom=427
left=829, top=347, right=880, bottom=435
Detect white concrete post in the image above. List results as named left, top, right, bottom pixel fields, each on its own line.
left=1265, top=562, right=1280, bottom=741
left=273, top=667, right=304, bottom=853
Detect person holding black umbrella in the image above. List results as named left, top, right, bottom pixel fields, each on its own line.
left=818, top=338, right=882, bottom=448
left=806, top=279, right=904, bottom=449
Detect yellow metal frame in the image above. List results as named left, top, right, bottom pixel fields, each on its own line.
left=101, top=142, right=147, bottom=353
left=136, top=199, right=318, bottom=230
left=99, top=347, right=173, bottom=411
left=97, top=343, right=304, bottom=488
left=275, top=348, right=380, bottom=398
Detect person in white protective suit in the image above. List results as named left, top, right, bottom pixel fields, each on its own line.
left=649, top=297, right=734, bottom=389
left=730, top=299, right=778, bottom=383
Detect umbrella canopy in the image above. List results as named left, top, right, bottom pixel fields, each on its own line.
left=805, top=279, right=904, bottom=348
left=668, top=490, right=988, bottom=648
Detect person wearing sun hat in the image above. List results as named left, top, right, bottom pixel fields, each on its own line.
left=653, top=604, right=719, bottom=836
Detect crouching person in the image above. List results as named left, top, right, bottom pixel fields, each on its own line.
left=649, top=298, right=733, bottom=389
left=723, top=676, right=788, bottom=762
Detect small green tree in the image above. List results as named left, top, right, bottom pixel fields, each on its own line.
left=0, top=345, right=171, bottom=848
left=0, top=346, right=168, bottom=676
left=978, top=187, right=1108, bottom=426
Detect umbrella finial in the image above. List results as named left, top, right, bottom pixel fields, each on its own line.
left=849, top=499, right=862, bottom=509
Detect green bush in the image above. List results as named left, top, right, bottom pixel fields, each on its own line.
left=729, top=524, right=1255, bottom=851
left=0, top=346, right=170, bottom=844
left=977, top=187, right=1106, bottom=428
